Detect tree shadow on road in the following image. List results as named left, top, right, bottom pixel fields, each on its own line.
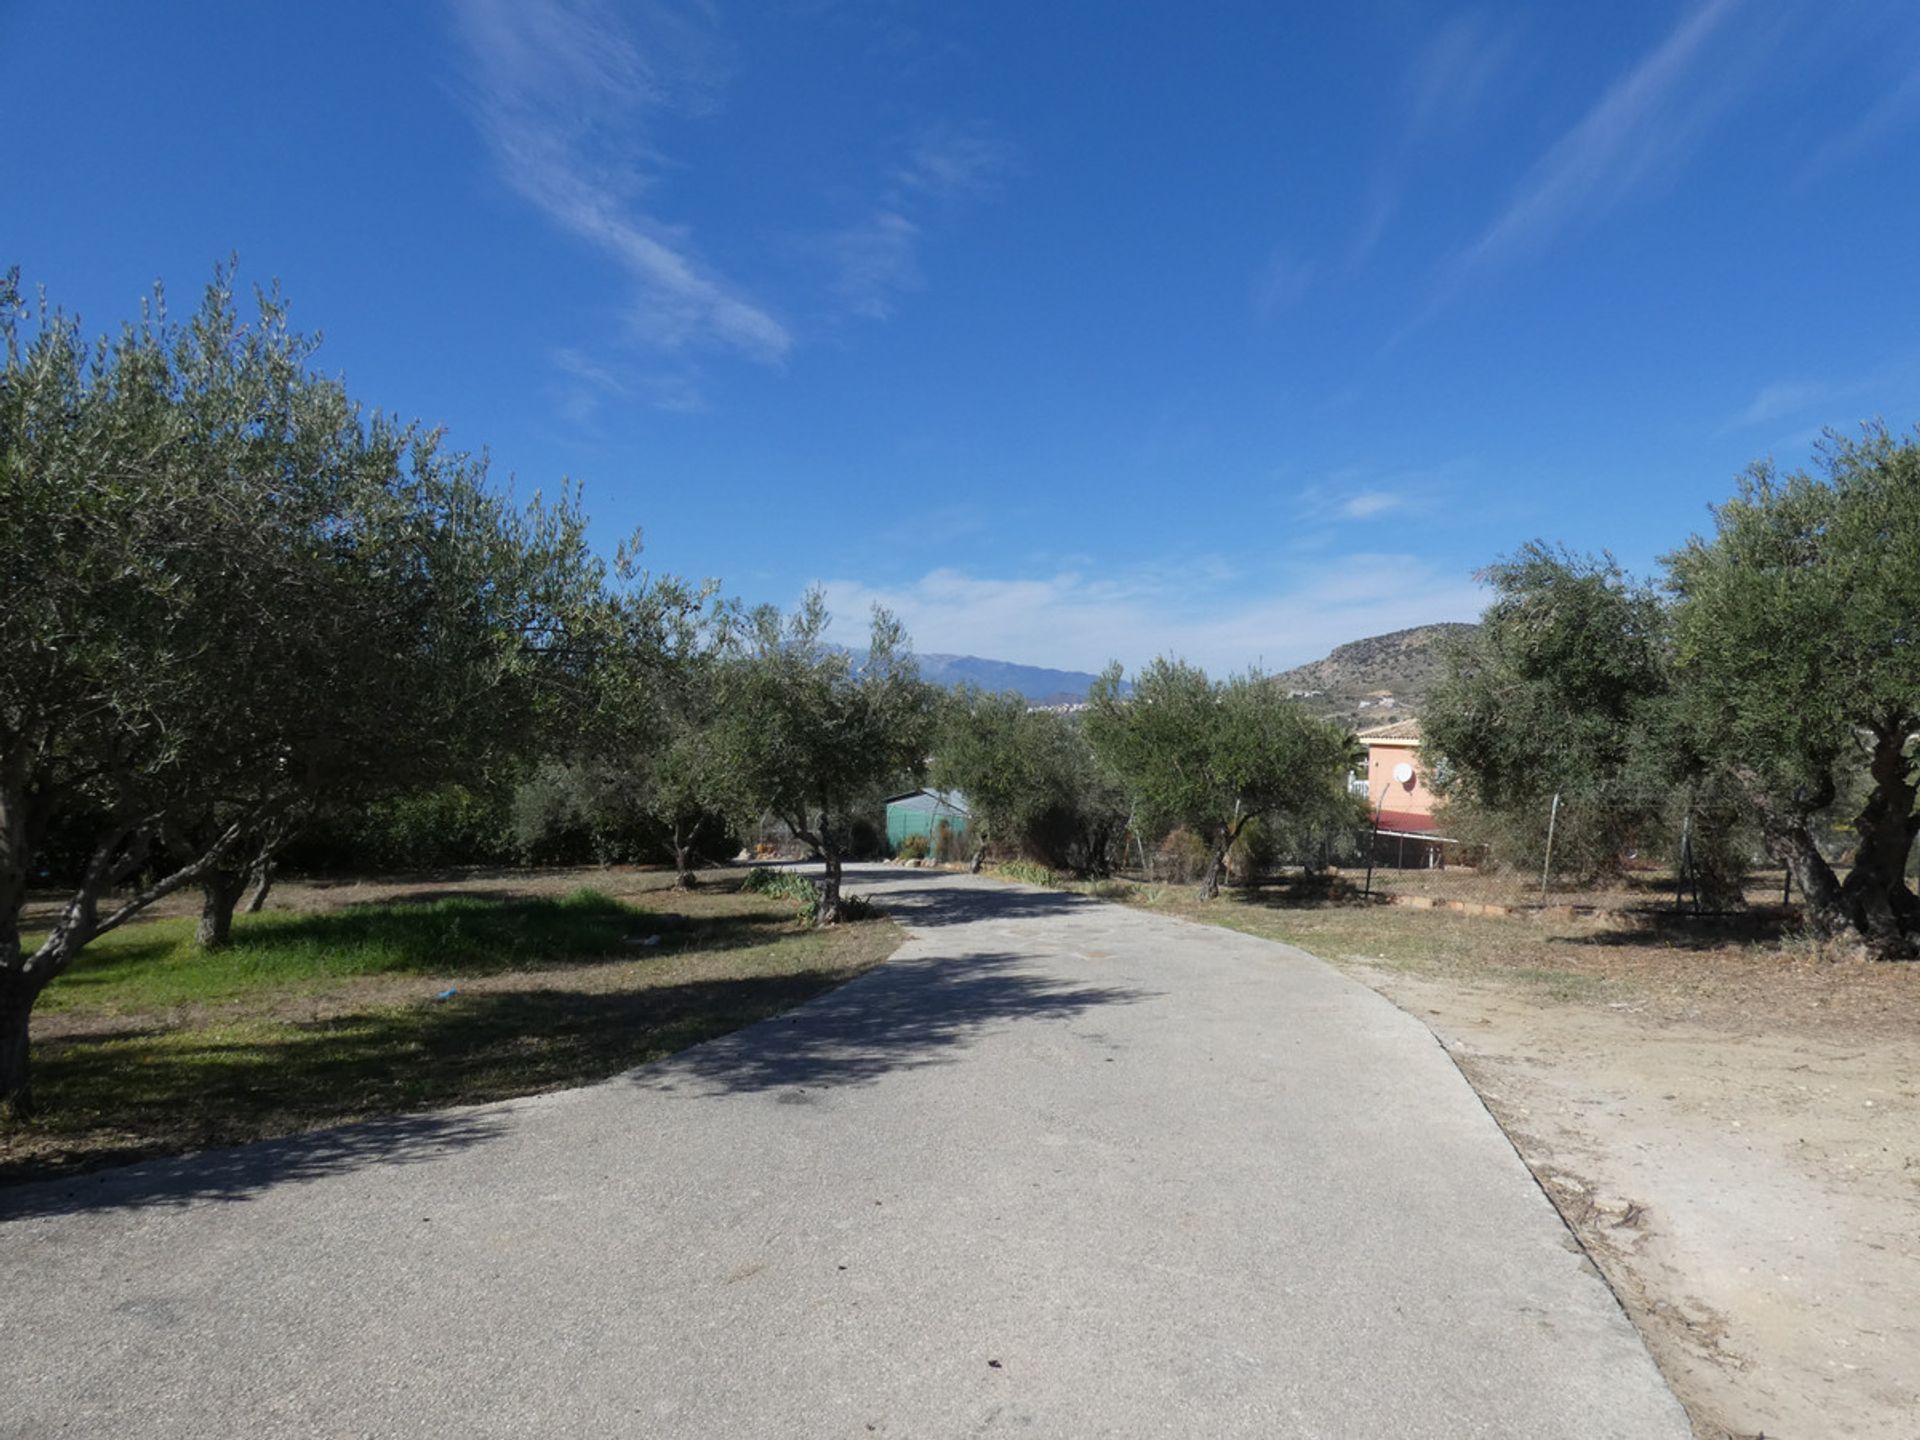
left=637, top=949, right=1150, bottom=1097
left=839, top=867, right=1102, bottom=929
left=0, top=1108, right=504, bottom=1222
left=6, top=965, right=884, bottom=1213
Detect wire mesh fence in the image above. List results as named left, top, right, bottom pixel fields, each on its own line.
left=1104, top=783, right=1826, bottom=919
left=1321, top=782, right=1807, bottom=916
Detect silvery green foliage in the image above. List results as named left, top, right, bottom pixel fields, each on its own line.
left=1084, top=658, right=1355, bottom=898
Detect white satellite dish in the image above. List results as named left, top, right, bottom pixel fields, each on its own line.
left=1392, top=761, right=1415, bottom=786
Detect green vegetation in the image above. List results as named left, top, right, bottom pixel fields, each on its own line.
left=714, top=593, right=936, bottom=923
left=1429, top=424, right=1920, bottom=958
left=1084, top=658, right=1359, bottom=899
left=1, top=269, right=603, bottom=1114
left=32, top=890, right=640, bottom=1015
left=931, top=688, right=1127, bottom=876
left=5, top=876, right=900, bottom=1184
left=2, top=269, right=937, bottom=1118
left=995, top=860, right=1062, bottom=888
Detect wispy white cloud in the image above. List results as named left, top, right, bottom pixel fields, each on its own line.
left=1408, top=10, right=1523, bottom=136
left=1296, top=459, right=1472, bottom=528
left=448, top=0, right=790, bottom=367
left=894, top=122, right=1015, bottom=203
left=824, top=122, right=1013, bottom=324
left=1448, top=0, right=1752, bottom=285
left=812, top=556, right=1485, bottom=676
left=1725, top=379, right=1828, bottom=430
left=1796, top=61, right=1920, bottom=189
left=826, top=210, right=923, bottom=320
left=1341, top=491, right=1405, bottom=520
left=1254, top=249, right=1315, bottom=319
left=1345, top=174, right=1398, bottom=274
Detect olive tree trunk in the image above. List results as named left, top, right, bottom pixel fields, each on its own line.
left=242, top=855, right=276, bottom=913
left=1196, top=810, right=1247, bottom=901
left=0, top=965, right=43, bottom=1121
left=196, top=866, right=248, bottom=950
left=670, top=818, right=703, bottom=891
left=1837, top=726, right=1920, bottom=959
left=815, top=846, right=845, bottom=925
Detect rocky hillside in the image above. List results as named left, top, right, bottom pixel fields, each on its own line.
left=1270, top=623, right=1476, bottom=730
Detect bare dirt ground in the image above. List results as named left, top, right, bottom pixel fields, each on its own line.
left=1147, top=891, right=1920, bottom=1440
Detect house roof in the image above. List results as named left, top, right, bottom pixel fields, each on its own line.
left=1355, top=718, right=1423, bottom=746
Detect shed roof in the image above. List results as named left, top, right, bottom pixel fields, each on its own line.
left=1355, top=718, right=1423, bottom=745
left=883, top=788, right=971, bottom=815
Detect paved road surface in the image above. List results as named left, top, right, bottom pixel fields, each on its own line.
left=2, top=869, right=1688, bottom=1437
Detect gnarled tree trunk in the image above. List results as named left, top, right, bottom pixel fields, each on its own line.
left=670, top=818, right=702, bottom=890
left=1764, top=818, right=1849, bottom=937
left=242, top=855, right=275, bottom=913
left=0, top=967, right=43, bottom=1120
left=196, top=866, right=247, bottom=950
left=815, top=846, right=844, bottom=925
left=1838, top=726, right=1920, bottom=959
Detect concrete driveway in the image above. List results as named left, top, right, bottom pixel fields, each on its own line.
left=1, top=868, right=1687, bottom=1437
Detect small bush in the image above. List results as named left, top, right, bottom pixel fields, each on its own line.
left=894, top=833, right=930, bottom=861
left=737, top=867, right=881, bottom=924
left=1227, top=816, right=1276, bottom=886
left=998, top=859, right=1060, bottom=888
left=739, top=867, right=822, bottom=923
left=933, top=818, right=967, bottom=864
left=1154, top=828, right=1213, bottom=885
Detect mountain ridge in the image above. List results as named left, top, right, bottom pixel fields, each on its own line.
left=895, top=624, right=1475, bottom=715
left=1268, top=622, right=1476, bottom=729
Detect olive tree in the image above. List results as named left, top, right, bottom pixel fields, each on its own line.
left=1420, top=545, right=1711, bottom=885
left=1084, top=658, right=1354, bottom=899
left=931, top=690, right=1127, bottom=876
left=0, top=270, right=599, bottom=1113
left=542, top=569, right=737, bottom=887
left=1667, top=425, right=1920, bottom=957
left=714, top=592, right=935, bottom=922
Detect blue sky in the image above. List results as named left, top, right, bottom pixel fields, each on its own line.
left=6, top=0, right=1918, bottom=673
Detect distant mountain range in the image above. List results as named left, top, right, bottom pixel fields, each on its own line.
left=905, top=624, right=1475, bottom=719
left=913, top=653, right=1111, bottom=706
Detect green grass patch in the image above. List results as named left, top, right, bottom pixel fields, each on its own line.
left=35, top=888, right=646, bottom=1014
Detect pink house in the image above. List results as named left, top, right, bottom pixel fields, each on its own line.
left=1355, top=718, right=1438, bottom=836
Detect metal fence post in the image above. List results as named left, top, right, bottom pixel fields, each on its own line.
left=1363, top=783, right=1389, bottom=898
left=1540, top=792, right=1562, bottom=904
left=1676, top=809, right=1692, bottom=914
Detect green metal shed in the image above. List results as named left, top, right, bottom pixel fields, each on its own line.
left=884, top=789, right=971, bottom=854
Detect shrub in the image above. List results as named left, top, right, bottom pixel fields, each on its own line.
left=1154, top=828, right=1212, bottom=885
left=997, top=859, right=1060, bottom=888
left=894, top=833, right=930, bottom=861
left=1227, top=815, right=1277, bottom=886
left=932, top=817, right=966, bottom=864
left=737, top=866, right=882, bottom=924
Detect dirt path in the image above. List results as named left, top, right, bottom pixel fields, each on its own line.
left=1356, top=967, right=1920, bottom=1439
